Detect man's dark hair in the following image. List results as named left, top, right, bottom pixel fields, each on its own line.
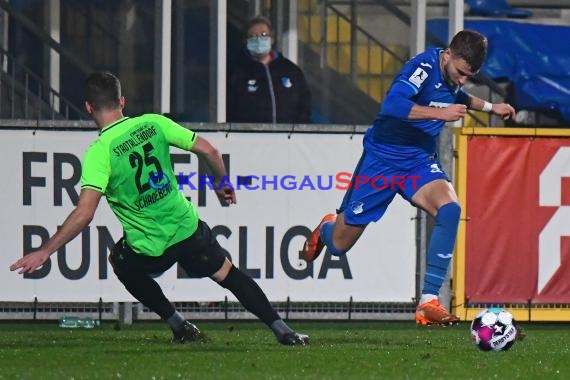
left=243, top=15, right=272, bottom=37
left=448, top=29, right=488, bottom=72
left=85, top=71, right=121, bottom=111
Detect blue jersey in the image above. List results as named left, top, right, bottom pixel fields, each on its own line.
left=364, top=48, right=469, bottom=166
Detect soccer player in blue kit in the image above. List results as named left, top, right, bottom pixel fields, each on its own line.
left=301, top=30, right=516, bottom=325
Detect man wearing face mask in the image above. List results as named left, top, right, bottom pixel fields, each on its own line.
left=227, top=16, right=312, bottom=124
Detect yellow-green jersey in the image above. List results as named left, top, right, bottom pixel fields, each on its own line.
left=81, top=114, right=199, bottom=256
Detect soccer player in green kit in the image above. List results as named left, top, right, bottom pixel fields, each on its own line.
left=9, top=71, right=308, bottom=346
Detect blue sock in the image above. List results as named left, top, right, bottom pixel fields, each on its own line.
left=422, top=202, right=461, bottom=296
left=320, top=221, right=346, bottom=256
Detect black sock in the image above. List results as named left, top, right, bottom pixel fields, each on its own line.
left=166, top=311, right=186, bottom=331
left=270, top=319, right=294, bottom=340
left=219, top=265, right=281, bottom=327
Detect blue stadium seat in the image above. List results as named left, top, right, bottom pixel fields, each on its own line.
left=466, top=0, right=533, bottom=19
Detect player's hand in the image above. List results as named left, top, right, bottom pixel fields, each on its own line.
left=490, top=103, right=516, bottom=120
left=440, top=104, right=467, bottom=122
left=10, top=250, right=50, bottom=274
left=215, top=185, right=237, bottom=205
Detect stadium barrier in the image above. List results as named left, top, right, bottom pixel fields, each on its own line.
left=6, top=121, right=568, bottom=322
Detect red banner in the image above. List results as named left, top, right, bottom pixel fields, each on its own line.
left=465, top=136, right=570, bottom=304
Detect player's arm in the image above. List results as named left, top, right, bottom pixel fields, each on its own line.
left=159, top=115, right=236, bottom=205
left=463, top=92, right=516, bottom=120
left=9, top=189, right=102, bottom=274
left=408, top=102, right=466, bottom=122
left=190, top=136, right=236, bottom=205
left=382, top=81, right=467, bottom=122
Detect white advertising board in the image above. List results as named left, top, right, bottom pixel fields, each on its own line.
left=0, top=129, right=416, bottom=302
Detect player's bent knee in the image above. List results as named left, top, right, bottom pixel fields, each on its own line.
left=211, top=258, right=233, bottom=282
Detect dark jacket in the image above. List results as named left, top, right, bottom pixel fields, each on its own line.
left=227, top=50, right=311, bottom=123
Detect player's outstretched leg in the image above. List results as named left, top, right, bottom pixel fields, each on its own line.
left=218, top=262, right=309, bottom=346
left=109, top=243, right=207, bottom=342
left=301, top=213, right=337, bottom=262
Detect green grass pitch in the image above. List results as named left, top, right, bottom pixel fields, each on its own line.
left=0, top=321, right=568, bottom=379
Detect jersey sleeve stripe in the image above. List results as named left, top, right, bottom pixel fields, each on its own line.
left=399, top=80, right=420, bottom=95
left=81, top=184, right=103, bottom=191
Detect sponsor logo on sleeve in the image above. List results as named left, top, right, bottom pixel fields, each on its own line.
left=409, top=67, right=428, bottom=88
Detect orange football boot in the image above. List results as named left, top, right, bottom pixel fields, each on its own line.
left=415, top=299, right=460, bottom=326
left=301, top=214, right=337, bottom=262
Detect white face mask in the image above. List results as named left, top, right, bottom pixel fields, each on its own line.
left=247, top=36, right=272, bottom=56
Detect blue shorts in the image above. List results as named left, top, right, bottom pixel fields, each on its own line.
left=338, top=151, right=449, bottom=225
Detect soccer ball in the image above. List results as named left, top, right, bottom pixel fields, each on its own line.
left=470, top=308, right=518, bottom=351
